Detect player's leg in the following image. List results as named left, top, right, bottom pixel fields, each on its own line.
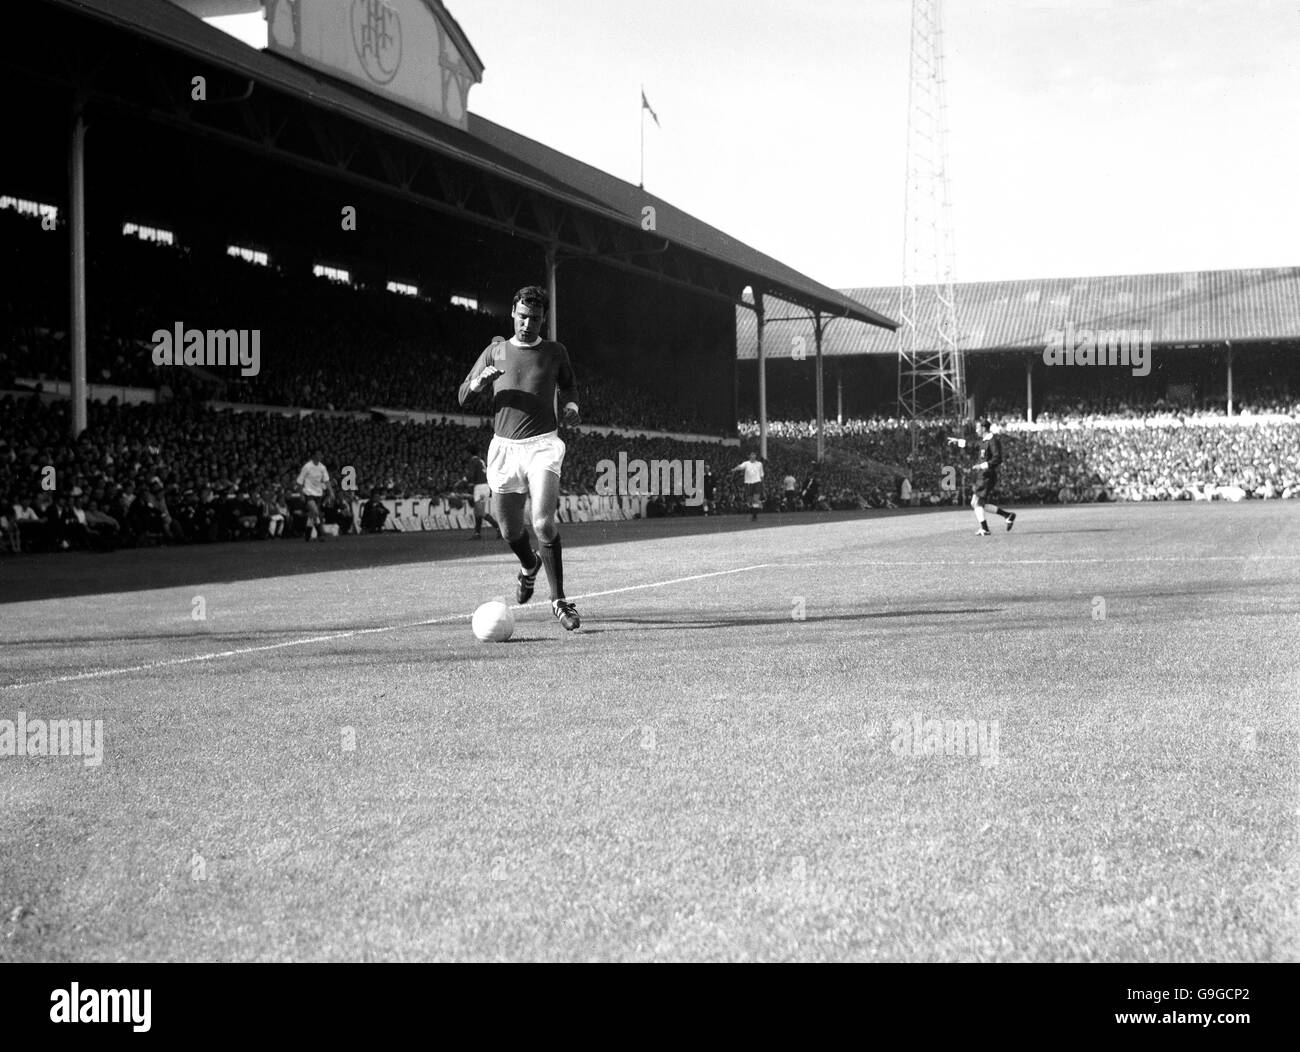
left=527, top=465, right=564, bottom=594
left=525, top=438, right=579, bottom=630
left=971, top=492, right=990, bottom=535
left=979, top=468, right=1014, bottom=530
left=983, top=499, right=1016, bottom=530
left=478, top=493, right=499, bottom=535
left=493, top=490, right=525, bottom=545
left=488, top=438, right=543, bottom=600
left=494, top=488, right=542, bottom=601
left=304, top=497, right=320, bottom=541
left=493, top=490, right=536, bottom=561
left=470, top=483, right=491, bottom=538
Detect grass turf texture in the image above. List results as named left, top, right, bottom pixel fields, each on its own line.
left=1, top=502, right=1297, bottom=962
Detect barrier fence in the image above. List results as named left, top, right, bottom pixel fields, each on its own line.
left=360, top=493, right=648, bottom=532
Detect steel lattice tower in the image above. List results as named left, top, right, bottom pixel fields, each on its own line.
left=898, top=0, right=965, bottom=437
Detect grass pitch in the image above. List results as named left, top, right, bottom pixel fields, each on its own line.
left=1, top=502, right=1297, bottom=961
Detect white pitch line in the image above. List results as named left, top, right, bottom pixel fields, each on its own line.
left=1, top=563, right=772, bottom=692
left=568, top=563, right=771, bottom=601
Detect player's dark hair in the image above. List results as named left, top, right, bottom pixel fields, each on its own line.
left=512, top=286, right=549, bottom=313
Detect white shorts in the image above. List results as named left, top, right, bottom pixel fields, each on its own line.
left=472, top=483, right=491, bottom=504
left=486, top=431, right=566, bottom=495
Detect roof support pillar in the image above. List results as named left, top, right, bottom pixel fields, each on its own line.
left=1225, top=340, right=1234, bottom=416
left=1026, top=354, right=1034, bottom=423
left=68, top=102, right=88, bottom=438
left=545, top=242, right=558, bottom=342
left=813, top=310, right=825, bottom=462
left=754, top=290, right=767, bottom=461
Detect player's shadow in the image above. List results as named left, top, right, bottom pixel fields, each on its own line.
left=1024, top=527, right=1117, bottom=534
left=585, top=607, right=999, bottom=632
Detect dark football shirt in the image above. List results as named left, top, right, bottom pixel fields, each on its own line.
left=458, top=337, right=577, bottom=440
left=978, top=436, right=1003, bottom=472
left=464, top=455, right=488, bottom=486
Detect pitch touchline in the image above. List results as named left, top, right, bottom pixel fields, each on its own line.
left=1, top=564, right=771, bottom=691
left=568, top=563, right=771, bottom=602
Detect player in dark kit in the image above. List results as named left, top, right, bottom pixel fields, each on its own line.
left=457, top=444, right=500, bottom=540
left=458, top=286, right=581, bottom=631
left=947, top=418, right=1017, bottom=536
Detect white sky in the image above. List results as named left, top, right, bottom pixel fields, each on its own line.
left=208, top=1, right=1299, bottom=289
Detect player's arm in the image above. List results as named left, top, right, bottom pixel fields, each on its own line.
left=946, top=436, right=969, bottom=448
left=556, top=342, right=579, bottom=423
left=457, top=346, right=502, bottom=406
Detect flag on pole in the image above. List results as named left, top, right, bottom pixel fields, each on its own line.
left=641, top=88, right=660, bottom=128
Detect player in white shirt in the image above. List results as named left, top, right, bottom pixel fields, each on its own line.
left=782, top=473, right=798, bottom=510
left=296, top=449, right=331, bottom=541
left=731, top=452, right=765, bottom=522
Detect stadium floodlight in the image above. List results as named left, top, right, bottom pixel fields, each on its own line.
left=898, top=0, right=967, bottom=449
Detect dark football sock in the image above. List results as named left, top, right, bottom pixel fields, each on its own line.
left=539, top=535, right=564, bottom=600
left=507, top=533, right=537, bottom=569
left=995, top=508, right=1012, bottom=517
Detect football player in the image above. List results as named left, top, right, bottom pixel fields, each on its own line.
left=458, top=286, right=581, bottom=631
left=947, top=419, right=1017, bottom=536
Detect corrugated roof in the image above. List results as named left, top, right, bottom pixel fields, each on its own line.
left=737, top=267, right=1300, bottom=359
left=49, top=0, right=896, bottom=328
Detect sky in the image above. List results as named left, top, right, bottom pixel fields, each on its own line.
left=208, top=0, right=1299, bottom=290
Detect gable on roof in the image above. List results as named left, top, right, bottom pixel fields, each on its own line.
left=265, top=0, right=483, bottom=129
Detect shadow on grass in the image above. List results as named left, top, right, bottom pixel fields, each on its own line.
left=0, top=508, right=944, bottom=605
left=1020, top=527, right=1119, bottom=534
left=583, top=607, right=1000, bottom=632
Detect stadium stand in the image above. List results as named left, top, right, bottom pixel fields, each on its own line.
left=1, top=212, right=711, bottom=433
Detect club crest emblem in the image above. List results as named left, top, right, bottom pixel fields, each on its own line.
left=351, top=0, right=402, bottom=85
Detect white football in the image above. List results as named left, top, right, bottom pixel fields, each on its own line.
left=471, top=600, right=515, bottom=642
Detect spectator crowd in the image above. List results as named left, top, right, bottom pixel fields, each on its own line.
left=5, top=390, right=1298, bottom=554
